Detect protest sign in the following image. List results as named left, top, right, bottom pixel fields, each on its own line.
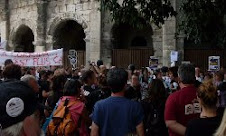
left=0, top=48, right=63, bottom=67
left=208, top=56, right=220, bottom=71
left=170, top=51, right=178, bottom=62
left=149, top=56, right=158, bottom=70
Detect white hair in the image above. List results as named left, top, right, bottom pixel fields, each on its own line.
left=20, top=74, right=36, bottom=84
left=0, top=114, right=37, bottom=136
left=1, top=122, right=23, bottom=136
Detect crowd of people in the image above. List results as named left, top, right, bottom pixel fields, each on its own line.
left=0, top=58, right=226, bottom=136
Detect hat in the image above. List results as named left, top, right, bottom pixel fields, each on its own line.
left=0, top=81, right=38, bottom=129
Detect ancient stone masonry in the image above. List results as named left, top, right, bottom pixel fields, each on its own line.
left=0, top=0, right=182, bottom=67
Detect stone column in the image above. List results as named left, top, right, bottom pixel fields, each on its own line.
left=162, top=0, right=177, bottom=67
left=0, top=0, right=10, bottom=50
left=100, top=10, right=113, bottom=67
left=87, top=1, right=101, bottom=64
left=35, top=0, right=48, bottom=52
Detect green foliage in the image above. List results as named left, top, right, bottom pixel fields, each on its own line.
left=101, top=0, right=177, bottom=28
left=179, top=0, right=226, bottom=48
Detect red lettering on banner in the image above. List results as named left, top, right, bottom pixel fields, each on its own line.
left=33, top=58, right=38, bottom=66
left=45, top=58, right=51, bottom=65
left=14, top=59, right=19, bottom=65
left=53, top=55, right=62, bottom=64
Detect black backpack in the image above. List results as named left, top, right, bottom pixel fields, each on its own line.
left=141, top=100, right=168, bottom=136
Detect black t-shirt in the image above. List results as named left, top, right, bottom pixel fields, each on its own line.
left=86, top=87, right=111, bottom=114
left=186, top=116, right=221, bottom=136
left=125, top=85, right=141, bottom=101
left=38, top=80, right=50, bottom=103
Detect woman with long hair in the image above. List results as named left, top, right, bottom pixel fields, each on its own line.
left=141, top=79, right=168, bottom=136
left=44, top=73, right=67, bottom=117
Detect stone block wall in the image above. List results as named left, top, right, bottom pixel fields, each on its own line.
left=46, top=0, right=101, bottom=63
left=8, top=0, right=38, bottom=50
left=0, top=0, right=182, bottom=67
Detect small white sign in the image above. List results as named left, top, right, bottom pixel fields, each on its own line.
left=208, top=56, right=220, bottom=71
left=170, top=51, right=178, bottom=62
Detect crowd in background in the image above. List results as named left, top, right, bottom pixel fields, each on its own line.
left=0, top=58, right=226, bottom=136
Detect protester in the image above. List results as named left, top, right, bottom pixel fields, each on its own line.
left=214, top=71, right=224, bottom=87
left=142, top=79, right=168, bottom=136
left=161, top=66, right=171, bottom=89
left=204, top=72, right=213, bottom=81
left=21, top=74, right=39, bottom=93
left=45, top=73, right=67, bottom=116
left=186, top=80, right=221, bottom=136
left=47, top=79, right=90, bottom=136
left=128, top=64, right=136, bottom=75
left=91, top=68, right=144, bottom=136
left=195, top=67, right=203, bottom=82
left=38, top=70, right=51, bottom=104
left=86, top=71, right=111, bottom=114
left=125, top=73, right=142, bottom=101
left=81, top=70, right=98, bottom=96
left=2, top=64, right=22, bottom=81
left=0, top=81, right=41, bottom=136
left=140, top=67, right=150, bottom=100
left=4, top=59, right=13, bottom=67
left=164, top=64, right=201, bottom=136
left=168, top=66, right=179, bottom=93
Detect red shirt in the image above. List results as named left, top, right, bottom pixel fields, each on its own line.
left=164, top=86, right=201, bottom=136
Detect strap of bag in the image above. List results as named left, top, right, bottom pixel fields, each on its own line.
left=42, top=100, right=60, bottom=132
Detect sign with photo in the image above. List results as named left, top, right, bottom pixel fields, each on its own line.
left=68, top=50, right=78, bottom=69
left=208, top=56, right=220, bottom=71
left=149, top=56, right=158, bottom=69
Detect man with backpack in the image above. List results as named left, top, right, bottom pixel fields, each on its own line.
left=91, top=68, right=144, bottom=136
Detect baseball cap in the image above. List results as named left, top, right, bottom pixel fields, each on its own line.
left=0, top=81, right=38, bottom=129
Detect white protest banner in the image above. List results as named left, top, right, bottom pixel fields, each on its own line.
left=0, top=48, right=63, bottom=67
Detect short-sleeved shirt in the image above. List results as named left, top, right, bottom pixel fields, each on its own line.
left=185, top=116, right=221, bottom=136
left=164, top=86, right=201, bottom=136
left=92, top=96, right=144, bottom=136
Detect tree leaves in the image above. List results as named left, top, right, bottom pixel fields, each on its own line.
left=179, top=0, right=226, bottom=48
left=101, top=0, right=177, bottom=28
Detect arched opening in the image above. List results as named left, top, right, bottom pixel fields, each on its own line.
left=131, top=36, right=147, bottom=47
left=112, top=23, right=153, bottom=49
left=111, top=23, right=153, bottom=68
left=13, top=25, right=34, bottom=52
left=53, top=20, right=86, bottom=67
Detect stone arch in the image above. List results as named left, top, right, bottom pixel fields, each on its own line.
left=111, top=23, right=153, bottom=49
left=12, top=25, right=35, bottom=52
left=52, top=20, right=86, bottom=50
left=47, top=13, right=89, bottom=42
left=9, top=19, right=36, bottom=51
left=50, top=18, right=87, bottom=67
